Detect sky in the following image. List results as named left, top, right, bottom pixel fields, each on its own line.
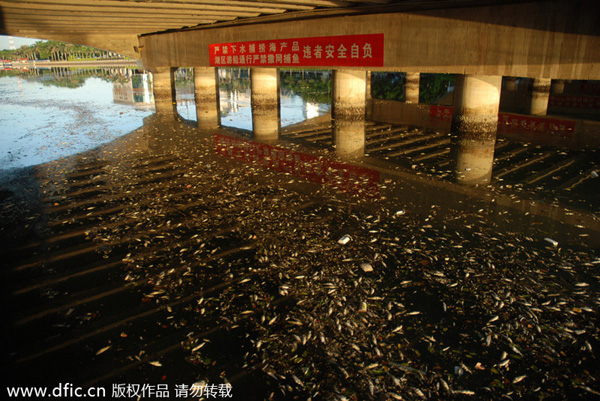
left=0, top=35, right=43, bottom=50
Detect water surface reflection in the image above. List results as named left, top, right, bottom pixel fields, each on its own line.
left=174, top=68, right=331, bottom=130
left=0, top=68, right=153, bottom=169
left=1, top=68, right=599, bottom=401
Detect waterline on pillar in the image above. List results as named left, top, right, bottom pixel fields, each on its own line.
left=334, top=119, right=366, bottom=158
left=452, top=138, right=496, bottom=185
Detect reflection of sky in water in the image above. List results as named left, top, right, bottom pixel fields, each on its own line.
left=176, top=88, right=330, bottom=131
left=0, top=75, right=153, bottom=170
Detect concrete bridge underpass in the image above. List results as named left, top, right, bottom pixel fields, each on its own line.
left=1, top=0, right=599, bottom=185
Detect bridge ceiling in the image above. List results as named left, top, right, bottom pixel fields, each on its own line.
left=0, top=0, right=501, bottom=37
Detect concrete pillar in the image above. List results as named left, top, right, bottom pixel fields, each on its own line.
left=503, top=76, right=517, bottom=92
left=528, top=78, right=551, bottom=115
left=152, top=67, right=177, bottom=116
left=251, top=67, right=280, bottom=142
left=194, top=67, right=220, bottom=130
left=551, top=79, right=565, bottom=94
left=332, top=69, right=367, bottom=158
left=366, top=71, right=373, bottom=120
left=451, top=74, right=502, bottom=185
left=404, top=72, right=420, bottom=103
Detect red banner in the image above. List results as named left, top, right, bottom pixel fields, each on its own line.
left=209, top=34, right=384, bottom=68
left=429, top=105, right=453, bottom=122
left=498, top=113, right=575, bottom=136
left=428, top=105, right=575, bottom=136
left=214, top=134, right=380, bottom=197
left=549, top=94, right=600, bottom=109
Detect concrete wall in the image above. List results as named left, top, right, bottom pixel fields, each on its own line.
left=140, top=0, right=600, bottom=80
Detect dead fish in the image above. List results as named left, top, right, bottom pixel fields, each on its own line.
left=291, top=374, right=304, bottom=387
left=338, top=235, right=352, bottom=245
left=148, top=361, right=162, bottom=367
left=513, top=375, right=527, bottom=384
left=360, top=263, right=374, bottom=273
left=498, top=359, right=510, bottom=368
left=96, top=345, right=111, bottom=355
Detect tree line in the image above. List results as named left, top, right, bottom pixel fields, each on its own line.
left=0, top=40, right=129, bottom=61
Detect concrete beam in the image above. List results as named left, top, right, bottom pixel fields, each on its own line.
left=140, top=0, right=600, bottom=80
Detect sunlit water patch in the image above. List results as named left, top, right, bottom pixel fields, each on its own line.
left=0, top=74, right=153, bottom=170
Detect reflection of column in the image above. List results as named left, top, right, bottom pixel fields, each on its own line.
left=451, top=74, right=501, bottom=185
left=366, top=71, right=373, bottom=120
left=333, top=69, right=366, bottom=158
left=529, top=78, right=551, bottom=115
left=152, top=67, right=177, bottom=116
left=503, top=76, right=517, bottom=92
left=405, top=72, right=420, bottom=103
left=251, top=67, right=280, bottom=141
left=194, top=67, right=220, bottom=130
left=551, top=79, right=565, bottom=94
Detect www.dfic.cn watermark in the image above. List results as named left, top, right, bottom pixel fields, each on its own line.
left=6, top=382, right=233, bottom=398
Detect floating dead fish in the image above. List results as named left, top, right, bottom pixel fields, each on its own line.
left=513, top=375, right=527, bottom=384
left=454, top=390, right=475, bottom=396
left=360, top=263, right=374, bottom=273
left=95, top=345, right=111, bottom=355
left=544, top=238, right=558, bottom=247
left=338, top=235, right=352, bottom=245
left=148, top=361, right=162, bottom=367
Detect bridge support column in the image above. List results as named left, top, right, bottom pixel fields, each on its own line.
left=194, top=67, right=220, bottom=130
left=366, top=71, right=373, bottom=120
left=251, top=68, right=280, bottom=142
left=551, top=79, right=565, bottom=94
left=405, top=72, right=420, bottom=103
left=451, top=74, right=502, bottom=185
left=528, top=78, right=551, bottom=115
left=333, top=69, right=367, bottom=158
left=152, top=67, right=177, bottom=116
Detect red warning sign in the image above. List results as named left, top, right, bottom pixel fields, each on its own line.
left=209, top=34, right=384, bottom=68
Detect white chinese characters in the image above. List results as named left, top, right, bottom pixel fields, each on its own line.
left=210, top=34, right=382, bottom=67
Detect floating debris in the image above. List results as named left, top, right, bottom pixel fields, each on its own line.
left=95, top=345, right=111, bottom=356
left=360, top=262, right=374, bottom=272
left=338, top=234, right=352, bottom=245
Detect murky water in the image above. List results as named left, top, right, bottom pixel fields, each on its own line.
left=1, top=67, right=599, bottom=401
left=0, top=68, right=331, bottom=170
left=0, top=71, right=154, bottom=169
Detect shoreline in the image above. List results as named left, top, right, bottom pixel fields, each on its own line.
left=7, top=59, right=141, bottom=69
